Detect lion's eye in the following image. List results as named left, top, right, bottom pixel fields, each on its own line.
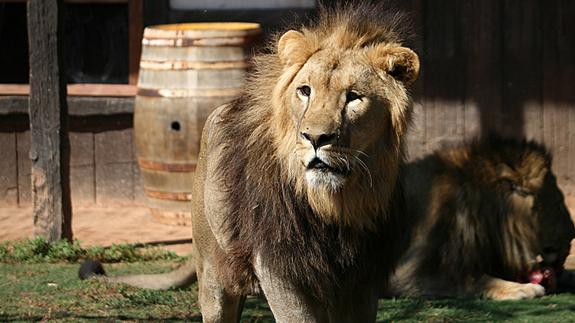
left=297, top=85, right=311, bottom=98
left=346, top=91, right=362, bottom=103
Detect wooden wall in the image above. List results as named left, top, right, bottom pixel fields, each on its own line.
left=0, top=113, right=144, bottom=207
left=403, top=0, right=575, bottom=195
left=0, top=0, right=574, bottom=207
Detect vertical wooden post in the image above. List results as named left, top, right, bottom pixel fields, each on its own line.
left=128, top=0, right=144, bottom=85
left=27, top=0, right=73, bottom=241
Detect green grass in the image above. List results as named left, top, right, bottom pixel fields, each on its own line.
left=0, top=262, right=201, bottom=321
left=376, top=296, right=575, bottom=322
left=1, top=261, right=575, bottom=322
left=0, top=238, right=184, bottom=263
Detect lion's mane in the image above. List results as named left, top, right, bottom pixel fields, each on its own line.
left=395, top=136, right=560, bottom=297
left=212, top=3, right=413, bottom=302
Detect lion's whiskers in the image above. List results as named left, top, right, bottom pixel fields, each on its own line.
left=328, top=148, right=373, bottom=188
left=353, top=155, right=373, bottom=188
left=353, top=149, right=370, bottom=159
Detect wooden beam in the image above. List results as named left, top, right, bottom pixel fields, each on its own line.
left=0, top=84, right=30, bottom=95
left=0, top=133, right=18, bottom=206
left=128, top=0, right=144, bottom=85
left=27, top=0, right=73, bottom=241
left=0, top=0, right=129, bottom=3
left=0, top=96, right=135, bottom=116
left=68, top=84, right=136, bottom=96
left=2, top=96, right=134, bottom=116
left=0, top=84, right=137, bottom=97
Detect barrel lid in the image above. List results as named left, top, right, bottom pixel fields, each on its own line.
left=144, top=22, right=261, bottom=39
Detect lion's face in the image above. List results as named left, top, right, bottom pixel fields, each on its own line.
left=291, top=53, right=396, bottom=190
left=501, top=162, right=575, bottom=267
left=273, top=30, right=419, bottom=193
left=534, top=172, right=575, bottom=266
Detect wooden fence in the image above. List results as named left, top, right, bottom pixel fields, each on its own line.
left=0, top=103, right=141, bottom=208
left=0, top=0, right=574, bottom=211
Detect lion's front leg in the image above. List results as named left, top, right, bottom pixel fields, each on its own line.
left=254, top=255, right=328, bottom=323
left=477, top=275, right=545, bottom=300
left=197, top=259, right=246, bottom=323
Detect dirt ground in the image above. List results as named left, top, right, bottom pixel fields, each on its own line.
left=1, top=195, right=574, bottom=267
left=0, top=206, right=193, bottom=255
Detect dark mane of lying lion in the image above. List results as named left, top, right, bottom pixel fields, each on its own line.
left=212, top=3, right=412, bottom=302
left=408, top=136, right=551, bottom=283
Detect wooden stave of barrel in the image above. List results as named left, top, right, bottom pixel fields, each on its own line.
left=134, top=23, right=261, bottom=226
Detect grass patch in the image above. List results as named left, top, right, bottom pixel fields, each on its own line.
left=376, top=296, right=575, bottom=322
left=1, top=262, right=574, bottom=322
left=0, top=238, right=184, bottom=263
left=0, top=262, right=201, bottom=321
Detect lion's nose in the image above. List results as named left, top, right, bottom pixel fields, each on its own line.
left=300, top=131, right=337, bottom=150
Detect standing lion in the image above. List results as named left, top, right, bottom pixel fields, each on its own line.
left=387, top=137, right=575, bottom=300
left=188, top=3, right=419, bottom=322
left=80, top=8, right=419, bottom=319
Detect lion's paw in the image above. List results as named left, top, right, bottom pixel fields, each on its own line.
left=487, top=282, right=545, bottom=300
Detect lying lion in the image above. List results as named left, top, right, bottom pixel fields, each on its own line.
left=387, top=136, right=575, bottom=300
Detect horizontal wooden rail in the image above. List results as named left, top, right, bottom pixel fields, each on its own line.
left=0, top=84, right=137, bottom=97
left=0, top=0, right=129, bottom=3
left=0, top=96, right=134, bottom=116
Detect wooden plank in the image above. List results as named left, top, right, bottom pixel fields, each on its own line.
left=0, top=0, right=129, bottom=3
left=407, top=96, right=426, bottom=160
left=68, top=97, right=134, bottom=116
left=0, top=84, right=137, bottom=97
left=542, top=0, right=558, bottom=154
left=95, top=129, right=136, bottom=206
left=402, top=0, right=426, bottom=160
left=128, top=0, right=144, bottom=85
left=70, top=133, right=96, bottom=206
left=68, top=84, right=136, bottom=97
left=563, top=0, right=575, bottom=194
left=16, top=131, right=31, bottom=206
left=0, top=85, right=30, bottom=96
left=0, top=133, right=18, bottom=206
left=460, top=0, right=481, bottom=144
left=18, top=130, right=139, bottom=207
left=66, top=0, right=128, bottom=3
left=0, top=97, right=29, bottom=115
left=462, top=0, right=503, bottom=138
left=132, top=138, right=146, bottom=206
left=552, top=105, right=570, bottom=190
left=0, top=96, right=134, bottom=116
left=502, top=0, right=540, bottom=140
left=551, top=107, right=570, bottom=189
left=542, top=0, right=575, bottom=191
left=27, top=0, right=72, bottom=241
left=423, top=0, right=466, bottom=152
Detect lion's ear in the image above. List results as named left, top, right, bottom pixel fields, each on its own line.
left=277, top=30, right=314, bottom=66
left=369, top=45, right=420, bottom=86
left=496, top=163, right=516, bottom=181
left=497, top=163, right=535, bottom=197
left=497, top=160, right=549, bottom=195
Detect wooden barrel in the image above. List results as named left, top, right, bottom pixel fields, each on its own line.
left=134, top=22, right=261, bottom=226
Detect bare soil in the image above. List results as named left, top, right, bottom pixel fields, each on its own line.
left=0, top=206, right=193, bottom=255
